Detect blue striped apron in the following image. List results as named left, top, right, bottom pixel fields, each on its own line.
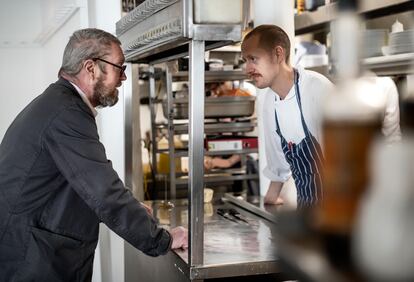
left=274, top=69, right=324, bottom=208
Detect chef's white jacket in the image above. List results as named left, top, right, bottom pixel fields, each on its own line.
left=261, top=67, right=334, bottom=182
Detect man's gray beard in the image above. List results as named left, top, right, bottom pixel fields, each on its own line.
left=93, top=77, right=119, bottom=107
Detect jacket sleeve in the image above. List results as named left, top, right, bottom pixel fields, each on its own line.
left=43, top=106, right=171, bottom=256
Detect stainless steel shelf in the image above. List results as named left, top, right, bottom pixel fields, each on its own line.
left=157, top=121, right=257, bottom=134
left=172, top=70, right=247, bottom=82
left=157, top=148, right=258, bottom=157
left=295, top=0, right=414, bottom=35
left=362, top=52, right=414, bottom=76
left=116, top=0, right=242, bottom=63
left=176, top=173, right=259, bottom=185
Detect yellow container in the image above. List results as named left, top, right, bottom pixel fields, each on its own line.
left=157, top=136, right=183, bottom=173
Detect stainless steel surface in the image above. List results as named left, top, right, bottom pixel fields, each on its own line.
left=149, top=65, right=158, bottom=176
left=124, top=63, right=144, bottom=200
left=171, top=121, right=256, bottom=134
left=295, top=0, right=414, bottom=35
left=157, top=148, right=258, bottom=157
left=188, top=40, right=205, bottom=267
left=162, top=96, right=256, bottom=119
left=172, top=70, right=248, bottom=82
left=223, top=193, right=278, bottom=224
left=124, top=62, right=133, bottom=193
left=116, top=0, right=243, bottom=63
left=146, top=199, right=280, bottom=280
left=176, top=173, right=259, bottom=185
left=166, top=66, right=176, bottom=199
left=116, top=0, right=179, bottom=36
left=362, top=52, right=414, bottom=76
left=192, top=24, right=241, bottom=41
left=132, top=64, right=144, bottom=201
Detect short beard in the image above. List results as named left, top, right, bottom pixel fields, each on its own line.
left=93, top=77, right=119, bottom=107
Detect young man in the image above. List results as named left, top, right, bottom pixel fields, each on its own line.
left=241, top=25, right=333, bottom=208
left=0, top=28, right=187, bottom=281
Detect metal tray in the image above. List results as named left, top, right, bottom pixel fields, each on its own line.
left=170, top=121, right=256, bottom=134
left=162, top=96, right=255, bottom=119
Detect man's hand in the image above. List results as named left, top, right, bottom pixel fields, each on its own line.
left=264, top=194, right=284, bottom=205
left=170, top=226, right=188, bottom=250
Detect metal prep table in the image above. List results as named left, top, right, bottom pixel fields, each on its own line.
left=125, top=198, right=291, bottom=281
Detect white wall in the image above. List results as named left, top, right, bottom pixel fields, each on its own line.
left=87, top=1, right=126, bottom=282
left=0, top=48, right=44, bottom=138
left=0, top=0, right=44, bottom=139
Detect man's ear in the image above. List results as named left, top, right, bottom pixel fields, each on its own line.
left=275, top=46, right=285, bottom=64
left=84, top=59, right=96, bottom=80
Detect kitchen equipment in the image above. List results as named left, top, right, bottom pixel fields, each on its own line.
left=228, top=208, right=248, bottom=223
left=388, top=29, right=414, bottom=55
left=162, top=96, right=255, bottom=119
left=354, top=138, right=414, bottom=281
left=172, top=121, right=256, bottom=134
left=193, top=0, right=242, bottom=24
left=204, top=188, right=214, bottom=203
left=361, top=29, right=388, bottom=58
left=305, top=0, right=325, bottom=11
left=217, top=208, right=238, bottom=223
left=205, top=136, right=258, bottom=152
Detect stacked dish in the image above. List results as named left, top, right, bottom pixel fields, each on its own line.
left=361, top=29, right=388, bottom=58
left=389, top=29, right=414, bottom=55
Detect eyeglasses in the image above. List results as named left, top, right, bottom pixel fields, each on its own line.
left=92, top=58, right=126, bottom=77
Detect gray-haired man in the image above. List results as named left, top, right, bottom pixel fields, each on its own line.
left=0, top=28, right=187, bottom=281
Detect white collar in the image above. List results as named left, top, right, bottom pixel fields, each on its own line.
left=272, top=67, right=302, bottom=102
left=69, top=82, right=98, bottom=117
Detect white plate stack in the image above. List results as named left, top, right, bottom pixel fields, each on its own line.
left=389, top=29, right=414, bottom=55
left=361, top=29, right=388, bottom=58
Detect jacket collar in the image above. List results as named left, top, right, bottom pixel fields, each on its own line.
left=56, top=77, right=98, bottom=117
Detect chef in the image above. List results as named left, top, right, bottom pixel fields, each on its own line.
left=241, top=25, right=334, bottom=208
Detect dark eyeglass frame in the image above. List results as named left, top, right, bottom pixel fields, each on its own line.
left=92, top=58, right=126, bottom=77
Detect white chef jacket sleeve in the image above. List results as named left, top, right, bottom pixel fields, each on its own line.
left=261, top=91, right=292, bottom=183
left=380, top=77, right=401, bottom=143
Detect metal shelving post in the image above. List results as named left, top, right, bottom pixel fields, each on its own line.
left=188, top=39, right=205, bottom=266
left=149, top=65, right=158, bottom=182
left=165, top=66, right=176, bottom=199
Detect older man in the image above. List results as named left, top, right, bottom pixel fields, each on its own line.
left=0, top=28, right=187, bottom=281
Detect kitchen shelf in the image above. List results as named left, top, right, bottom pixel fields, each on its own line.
left=172, top=70, right=248, bottom=82
left=157, top=121, right=257, bottom=134
left=362, top=52, right=414, bottom=76
left=156, top=148, right=258, bottom=157
left=295, top=0, right=414, bottom=35
left=175, top=173, right=259, bottom=185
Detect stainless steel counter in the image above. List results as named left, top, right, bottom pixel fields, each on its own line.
left=125, top=198, right=286, bottom=281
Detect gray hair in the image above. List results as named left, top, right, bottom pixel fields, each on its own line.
left=59, top=28, right=121, bottom=77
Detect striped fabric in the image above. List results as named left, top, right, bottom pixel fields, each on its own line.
left=274, top=69, right=324, bottom=208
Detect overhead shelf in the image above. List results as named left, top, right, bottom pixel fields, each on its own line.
left=116, top=0, right=242, bottom=63
left=295, top=0, right=414, bottom=35
left=307, top=53, right=414, bottom=77
left=362, top=53, right=414, bottom=76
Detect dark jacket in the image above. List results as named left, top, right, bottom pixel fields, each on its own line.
left=0, top=78, right=171, bottom=281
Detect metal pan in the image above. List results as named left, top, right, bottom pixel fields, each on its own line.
left=162, top=96, right=255, bottom=119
